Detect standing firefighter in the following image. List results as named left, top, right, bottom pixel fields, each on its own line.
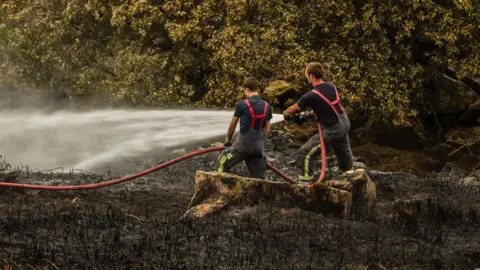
left=217, top=77, right=272, bottom=179
left=283, top=62, right=354, bottom=182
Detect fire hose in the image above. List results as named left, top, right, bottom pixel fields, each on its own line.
left=0, top=124, right=326, bottom=190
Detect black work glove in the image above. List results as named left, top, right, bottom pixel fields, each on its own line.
left=284, top=112, right=303, bottom=123
left=224, top=140, right=232, bottom=147
left=293, top=112, right=316, bottom=124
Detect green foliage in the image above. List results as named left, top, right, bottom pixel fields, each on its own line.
left=0, top=0, right=479, bottom=127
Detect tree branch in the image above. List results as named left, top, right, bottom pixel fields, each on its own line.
left=435, top=64, right=480, bottom=96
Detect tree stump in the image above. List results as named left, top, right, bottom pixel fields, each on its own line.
left=325, top=168, right=377, bottom=209
left=182, top=169, right=376, bottom=220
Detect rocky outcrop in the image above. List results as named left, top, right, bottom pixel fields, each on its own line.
left=182, top=169, right=376, bottom=220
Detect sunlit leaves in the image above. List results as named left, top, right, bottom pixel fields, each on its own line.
left=0, top=0, right=479, bottom=127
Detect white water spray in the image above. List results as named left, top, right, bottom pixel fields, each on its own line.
left=0, top=109, right=283, bottom=171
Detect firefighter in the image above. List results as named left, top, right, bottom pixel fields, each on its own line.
left=283, top=62, right=354, bottom=182
left=217, top=77, right=272, bottom=179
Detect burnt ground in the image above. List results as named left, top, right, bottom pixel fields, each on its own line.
left=1, top=131, right=480, bottom=269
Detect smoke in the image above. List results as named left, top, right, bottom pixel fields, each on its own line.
left=0, top=109, right=283, bottom=172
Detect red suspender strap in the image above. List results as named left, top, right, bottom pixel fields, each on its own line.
left=330, top=86, right=345, bottom=111
left=244, top=99, right=269, bottom=129
left=244, top=99, right=255, bottom=128
left=259, top=102, right=268, bottom=129
left=311, top=89, right=343, bottom=116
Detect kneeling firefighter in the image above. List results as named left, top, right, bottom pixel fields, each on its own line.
left=217, top=77, right=272, bottom=179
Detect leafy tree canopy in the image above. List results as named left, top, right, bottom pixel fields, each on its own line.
left=1, top=0, right=479, bottom=127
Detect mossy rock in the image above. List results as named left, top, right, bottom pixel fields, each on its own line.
left=264, top=80, right=296, bottom=98
left=275, top=122, right=319, bottom=145
left=264, top=80, right=300, bottom=109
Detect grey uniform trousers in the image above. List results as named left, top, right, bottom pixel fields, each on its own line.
left=296, top=112, right=353, bottom=181
left=217, top=129, right=266, bottom=179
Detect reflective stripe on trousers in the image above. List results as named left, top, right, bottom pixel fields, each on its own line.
left=217, top=129, right=266, bottom=179
left=296, top=112, right=353, bottom=181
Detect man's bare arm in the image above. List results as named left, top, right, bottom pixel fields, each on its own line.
left=226, top=116, right=239, bottom=143
left=283, top=103, right=302, bottom=117
left=263, top=120, right=271, bottom=138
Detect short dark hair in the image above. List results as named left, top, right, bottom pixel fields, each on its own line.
left=306, top=62, right=324, bottom=79
left=243, top=77, right=259, bottom=91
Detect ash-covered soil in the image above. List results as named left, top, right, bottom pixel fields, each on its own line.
left=1, top=131, right=479, bottom=269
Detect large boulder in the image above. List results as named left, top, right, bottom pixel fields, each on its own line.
left=182, top=169, right=376, bottom=220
